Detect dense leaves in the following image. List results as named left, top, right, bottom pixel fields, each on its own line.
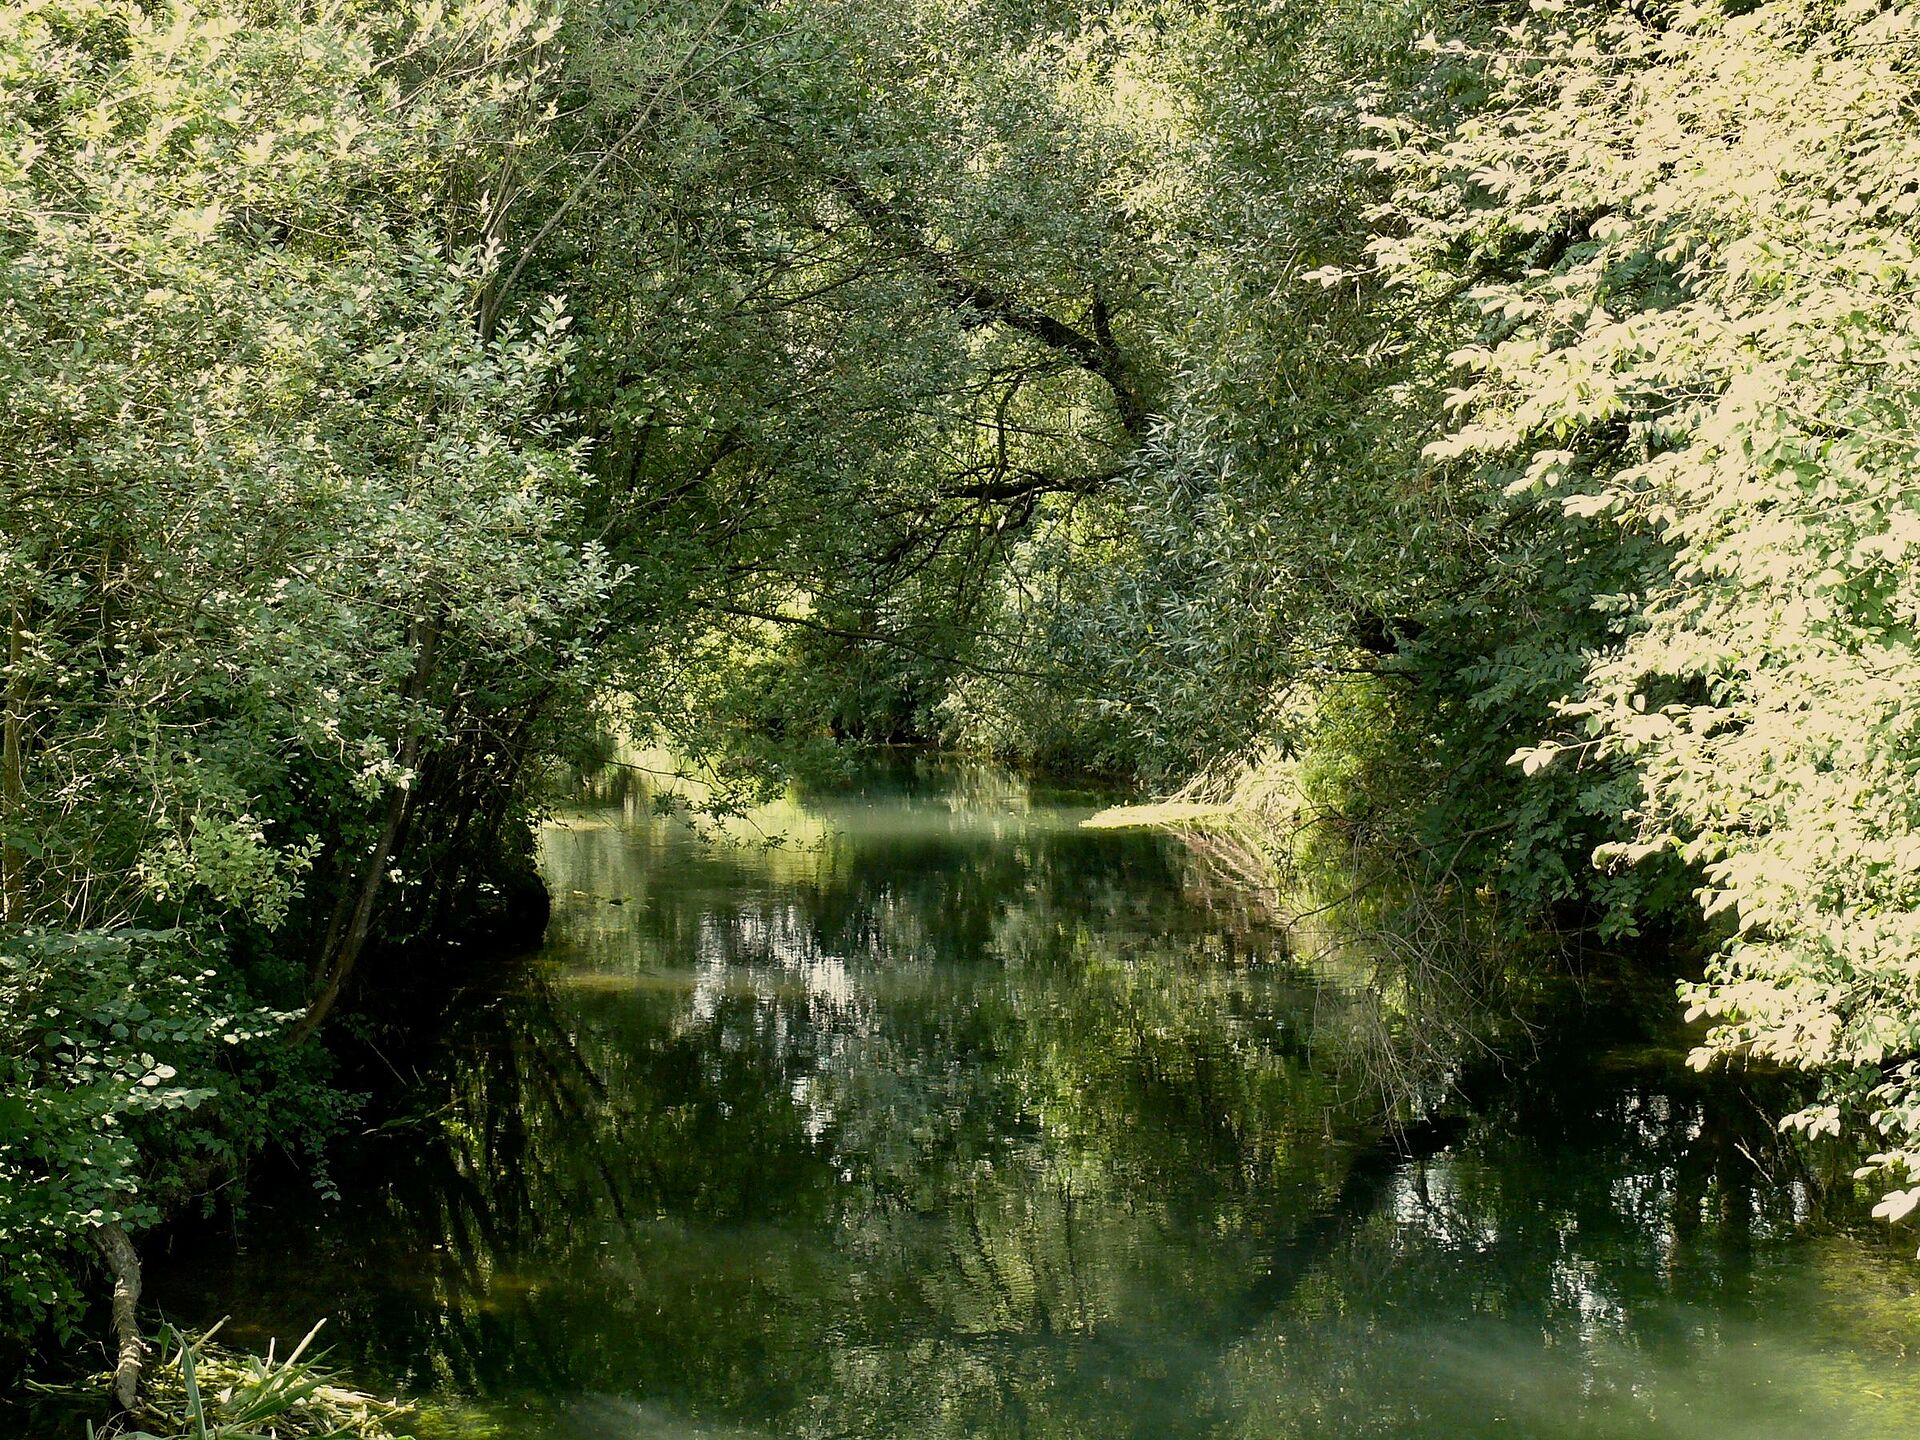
left=9, top=0, right=1920, bottom=1383
left=1368, top=0, right=1920, bottom=1214
left=0, top=929, right=323, bottom=1333
left=0, top=0, right=602, bottom=1341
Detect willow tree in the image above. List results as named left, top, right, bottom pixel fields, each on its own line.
left=0, top=0, right=608, bottom=1361
left=523, top=0, right=1163, bottom=765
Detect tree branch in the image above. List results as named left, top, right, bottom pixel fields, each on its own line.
left=704, top=602, right=1058, bottom=682
left=940, top=464, right=1125, bottom=504
left=830, top=178, right=1147, bottom=437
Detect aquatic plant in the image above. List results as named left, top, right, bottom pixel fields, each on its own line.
left=79, top=1322, right=415, bottom=1440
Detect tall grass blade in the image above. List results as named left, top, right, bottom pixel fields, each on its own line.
left=177, top=1329, right=208, bottom=1440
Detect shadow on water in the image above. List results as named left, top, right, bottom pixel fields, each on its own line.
left=142, top=757, right=1920, bottom=1439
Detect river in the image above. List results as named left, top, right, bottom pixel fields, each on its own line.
left=148, top=757, right=1920, bottom=1438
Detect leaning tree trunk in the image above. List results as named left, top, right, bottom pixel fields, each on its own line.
left=288, top=612, right=442, bottom=1047
left=90, top=1223, right=145, bottom=1411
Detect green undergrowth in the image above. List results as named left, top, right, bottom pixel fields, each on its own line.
left=40, top=1322, right=417, bottom=1440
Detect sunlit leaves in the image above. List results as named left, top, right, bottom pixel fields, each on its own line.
left=1371, top=0, right=1920, bottom=1219
left=0, top=0, right=603, bottom=1336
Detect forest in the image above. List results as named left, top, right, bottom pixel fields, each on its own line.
left=4, top=0, right=1920, bottom=1431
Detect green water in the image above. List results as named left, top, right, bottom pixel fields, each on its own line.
left=150, top=760, right=1920, bottom=1439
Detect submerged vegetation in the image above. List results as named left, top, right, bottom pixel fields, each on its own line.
left=3, top=0, right=1920, bottom=1421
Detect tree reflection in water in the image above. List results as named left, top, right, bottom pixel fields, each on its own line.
left=149, top=760, right=1919, bottom=1440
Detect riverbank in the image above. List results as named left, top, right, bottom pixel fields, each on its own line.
left=16, top=1323, right=418, bottom=1440
left=0, top=844, right=555, bottom=1435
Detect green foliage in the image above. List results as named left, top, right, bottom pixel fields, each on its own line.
left=1368, top=0, right=1920, bottom=1215
left=548, top=0, right=1166, bottom=770
left=0, top=0, right=604, bottom=1352
left=8, top=0, right=1920, bottom=1387
left=0, top=928, right=346, bottom=1338
left=0, top=0, right=605, bottom=929
left=933, top=0, right=1463, bottom=780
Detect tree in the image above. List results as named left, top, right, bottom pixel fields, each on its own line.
left=0, top=0, right=607, bottom=1358
left=1367, top=0, right=1920, bottom=1221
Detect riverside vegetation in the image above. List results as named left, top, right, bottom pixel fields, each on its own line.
left=3, top=0, right=1920, bottom=1425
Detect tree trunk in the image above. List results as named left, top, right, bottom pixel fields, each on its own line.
left=90, top=1223, right=145, bottom=1412
left=288, top=612, right=441, bottom=1046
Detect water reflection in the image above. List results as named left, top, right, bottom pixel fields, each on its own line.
left=147, top=759, right=1920, bottom=1439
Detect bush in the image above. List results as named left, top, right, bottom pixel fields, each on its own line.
left=0, top=928, right=336, bottom=1340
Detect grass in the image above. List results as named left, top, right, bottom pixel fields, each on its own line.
left=70, top=1321, right=417, bottom=1440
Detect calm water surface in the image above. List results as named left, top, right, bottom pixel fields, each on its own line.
left=151, top=760, right=1920, bottom=1439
